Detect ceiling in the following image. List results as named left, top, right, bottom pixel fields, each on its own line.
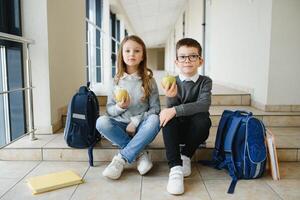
left=119, top=0, right=186, bottom=48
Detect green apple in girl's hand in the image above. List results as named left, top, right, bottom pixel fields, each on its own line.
left=162, top=75, right=176, bottom=89
left=115, top=89, right=129, bottom=103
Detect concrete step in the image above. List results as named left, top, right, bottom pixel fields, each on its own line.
left=1, top=127, right=300, bottom=162
left=97, top=93, right=251, bottom=106
left=62, top=105, right=300, bottom=127
left=97, top=83, right=251, bottom=106
left=209, top=106, right=300, bottom=127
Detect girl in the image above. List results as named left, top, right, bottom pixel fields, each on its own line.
left=96, top=35, right=161, bottom=179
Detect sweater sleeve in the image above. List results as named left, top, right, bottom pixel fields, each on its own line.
left=175, top=77, right=212, bottom=117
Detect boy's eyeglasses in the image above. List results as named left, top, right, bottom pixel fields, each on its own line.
left=177, top=55, right=201, bottom=63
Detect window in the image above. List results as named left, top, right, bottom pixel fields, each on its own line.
left=0, top=0, right=26, bottom=146
left=0, top=0, right=22, bottom=36
left=182, top=12, right=185, bottom=38
left=86, top=0, right=103, bottom=83
left=110, top=12, right=120, bottom=77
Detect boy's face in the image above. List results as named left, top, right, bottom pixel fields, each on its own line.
left=175, top=46, right=203, bottom=77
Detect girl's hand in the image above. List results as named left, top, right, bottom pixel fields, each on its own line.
left=126, top=121, right=136, bottom=136
left=117, top=95, right=130, bottom=109
left=163, top=82, right=177, bottom=98
left=160, top=107, right=176, bottom=127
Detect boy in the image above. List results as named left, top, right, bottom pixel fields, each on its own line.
left=160, top=38, right=212, bottom=195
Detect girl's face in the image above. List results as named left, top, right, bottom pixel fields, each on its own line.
left=122, top=40, right=144, bottom=69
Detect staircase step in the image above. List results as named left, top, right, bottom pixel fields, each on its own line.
left=98, top=94, right=251, bottom=106
left=97, top=83, right=251, bottom=106
left=1, top=127, right=300, bottom=162
left=210, top=106, right=300, bottom=127
left=62, top=105, right=300, bottom=128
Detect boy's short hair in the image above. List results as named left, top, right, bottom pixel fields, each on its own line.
left=176, top=38, right=202, bottom=57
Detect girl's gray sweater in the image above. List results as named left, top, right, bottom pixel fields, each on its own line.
left=106, top=73, right=160, bottom=127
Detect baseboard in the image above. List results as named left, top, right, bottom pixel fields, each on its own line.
left=35, top=126, right=54, bottom=134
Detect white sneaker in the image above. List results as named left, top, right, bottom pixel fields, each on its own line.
left=167, top=166, right=184, bottom=195
left=137, top=151, right=153, bottom=175
left=102, top=153, right=125, bottom=179
left=181, top=154, right=191, bottom=177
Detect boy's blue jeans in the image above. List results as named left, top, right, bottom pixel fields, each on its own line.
left=96, top=114, right=160, bottom=163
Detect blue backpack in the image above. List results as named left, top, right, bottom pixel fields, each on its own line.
left=64, top=82, right=101, bottom=166
left=208, top=110, right=267, bottom=194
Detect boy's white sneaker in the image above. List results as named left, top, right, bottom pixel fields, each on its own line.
left=167, top=166, right=184, bottom=195
left=137, top=151, right=153, bottom=175
left=181, top=154, right=191, bottom=177
left=102, top=153, right=125, bottom=179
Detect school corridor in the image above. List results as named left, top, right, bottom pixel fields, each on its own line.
left=1, top=0, right=300, bottom=199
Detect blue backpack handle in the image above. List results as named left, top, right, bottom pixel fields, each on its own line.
left=234, top=110, right=252, bottom=117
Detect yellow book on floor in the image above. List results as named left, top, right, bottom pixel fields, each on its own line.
left=26, top=170, right=83, bottom=195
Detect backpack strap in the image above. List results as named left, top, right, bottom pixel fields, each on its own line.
left=198, top=110, right=233, bottom=167
left=214, top=110, right=233, bottom=154
left=88, top=136, right=101, bottom=166
left=223, top=116, right=243, bottom=194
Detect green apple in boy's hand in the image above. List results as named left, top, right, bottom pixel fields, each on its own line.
left=115, top=88, right=129, bottom=103
left=161, top=75, right=176, bottom=90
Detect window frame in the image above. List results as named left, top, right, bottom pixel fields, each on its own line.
left=85, top=0, right=104, bottom=84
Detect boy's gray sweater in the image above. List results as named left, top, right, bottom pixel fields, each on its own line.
left=106, top=74, right=160, bottom=127
left=166, top=75, right=212, bottom=117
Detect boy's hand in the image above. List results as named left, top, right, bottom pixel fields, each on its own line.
left=117, top=95, right=130, bottom=109
left=163, top=82, right=177, bottom=97
left=126, top=121, right=136, bottom=136
left=160, top=107, right=176, bottom=127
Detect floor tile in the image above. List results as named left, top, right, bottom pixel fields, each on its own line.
left=204, top=179, right=281, bottom=200
left=197, top=164, right=230, bottom=180
left=141, top=177, right=210, bottom=200
left=5, top=135, right=58, bottom=149
left=0, top=179, right=19, bottom=197
left=71, top=162, right=141, bottom=200
left=0, top=161, right=89, bottom=200
left=266, top=179, right=300, bottom=200
left=0, top=161, right=40, bottom=179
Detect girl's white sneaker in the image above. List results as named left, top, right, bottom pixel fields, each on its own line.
left=102, top=153, right=125, bottom=179
left=137, top=151, right=153, bottom=175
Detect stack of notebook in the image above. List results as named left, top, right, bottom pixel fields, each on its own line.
left=266, top=129, right=280, bottom=180
left=27, top=170, right=83, bottom=195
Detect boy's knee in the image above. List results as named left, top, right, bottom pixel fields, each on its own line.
left=190, top=113, right=211, bottom=127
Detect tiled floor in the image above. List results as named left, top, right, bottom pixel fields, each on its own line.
left=0, top=161, right=299, bottom=200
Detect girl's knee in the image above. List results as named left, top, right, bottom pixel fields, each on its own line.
left=96, top=116, right=113, bottom=132
left=146, top=114, right=160, bottom=125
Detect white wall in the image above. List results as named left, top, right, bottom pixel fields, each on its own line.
left=22, top=0, right=52, bottom=133
left=47, top=0, right=86, bottom=129
left=186, top=0, right=204, bottom=54
left=267, top=0, right=300, bottom=105
left=165, top=0, right=204, bottom=75
left=147, top=48, right=164, bottom=70
left=205, top=0, right=273, bottom=106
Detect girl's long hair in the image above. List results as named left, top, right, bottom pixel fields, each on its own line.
left=115, top=35, right=153, bottom=101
